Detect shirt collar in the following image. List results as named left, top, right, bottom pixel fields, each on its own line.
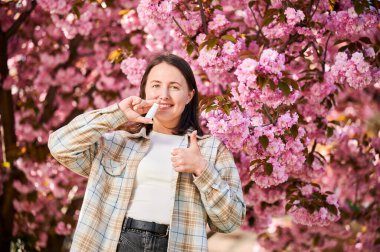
left=123, top=127, right=211, bottom=140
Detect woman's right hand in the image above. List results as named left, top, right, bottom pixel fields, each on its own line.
left=118, top=96, right=158, bottom=124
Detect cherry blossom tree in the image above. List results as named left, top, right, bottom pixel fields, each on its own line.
left=0, top=0, right=379, bottom=251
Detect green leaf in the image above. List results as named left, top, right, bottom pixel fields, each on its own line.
left=259, top=135, right=269, bottom=148
left=279, top=82, right=291, bottom=96
left=262, top=15, right=275, bottom=27
left=264, top=162, right=273, bottom=176
left=306, top=153, right=314, bottom=166
left=334, top=39, right=350, bottom=45
left=326, top=126, right=334, bottom=137
left=359, top=37, right=372, bottom=44
left=107, top=49, right=124, bottom=63
left=268, top=79, right=276, bottom=91
left=262, top=9, right=278, bottom=27
left=257, top=76, right=268, bottom=88
left=286, top=78, right=300, bottom=90
left=119, top=9, right=131, bottom=16
left=248, top=216, right=255, bottom=226
left=199, top=41, right=208, bottom=51
left=313, top=234, right=321, bottom=246
left=290, top=124, right=298, bottom=139
left=214, top=5, right=223, bottom=11
left=221, top=34, right=237, bottom=43
left=285, top=203, right=293, bottom=212
left=207, top=37, right=218, bottom=50
left=72, top=6, right=81, bottom=19
left=329, top=120, right=340, bottom=125
left=223, top=104, right=230, bottom=115
left=243, top=180, right=254, bottom=194
left=186, top=44, right=194, bottom=56
left=205, top=105, right=216, bottom=113
left=250, top=159, right=262, bottom=167
left=353, top=0, right=365, bottom=14
left=329, top=0, right=336, bottom=11
left=248, top=0, right=256, bottom=8
left=326, top=204, right=338, bottom=215
left=27, top=191, right=38, bottom=202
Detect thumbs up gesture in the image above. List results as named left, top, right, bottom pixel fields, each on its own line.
left=171, top=131, right=208, bottom=177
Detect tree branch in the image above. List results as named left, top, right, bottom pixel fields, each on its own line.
left=172, top=17, right=199, bottom=54
left=197, top=0, right=208, bottom=35
left=5, top=0, right=37, bottom=39
left=39, top=35, right=82, bottom=124
left=322, top=32, right=332, bottom=75
left=262, top=104, right=274, bottom=124
left=248, top=4, right=268, bottom=43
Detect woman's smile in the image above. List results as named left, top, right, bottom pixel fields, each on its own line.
left=158, top=102, right=174, bottom=110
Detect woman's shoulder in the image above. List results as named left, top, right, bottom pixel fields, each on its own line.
left=194, top=133, right=224, bottom=149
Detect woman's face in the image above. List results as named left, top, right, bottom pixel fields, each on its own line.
left=145, top=62, right=194, bottom=128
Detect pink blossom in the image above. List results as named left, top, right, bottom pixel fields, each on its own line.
left=120, top=57, right=147, bottom=85
left=300, top=184, right=314, bottom=196
left=120, top=10, right=142, bottom=34
left=208, top=13, right=230, bottom=34
left=202, top=108, right=250, bottom=153
left=284, top=8, right=305, bottom=26
left=330, top=52, right=377, bottom=89
left=289, top=205, right=340, bottom=226
left=327, top=7, right=379, bottom=39
left=55, top=221, right=72, bottom=235
left=37, top=0, right=71, bottom=15
left=326, top=194, right=338, bottom=206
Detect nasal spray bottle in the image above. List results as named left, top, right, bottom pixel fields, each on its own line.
left=145, top=103, right=159, bottom=119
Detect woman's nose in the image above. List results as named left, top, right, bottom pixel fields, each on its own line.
left=158, top=88, right=169, bottom=100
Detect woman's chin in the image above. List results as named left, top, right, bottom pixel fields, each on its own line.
left=154, top=114, right=180, bottom=125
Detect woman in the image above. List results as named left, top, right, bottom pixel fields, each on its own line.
left=48, top=53, right=246, bottom=252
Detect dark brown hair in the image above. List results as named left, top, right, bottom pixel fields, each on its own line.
left=124, top=53, right=203, bottom=136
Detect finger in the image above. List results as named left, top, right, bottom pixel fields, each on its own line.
left=189, top=130, right=199, bottom=149
left=133, top=99, right=159, bottom=113
left=171, top=156, right=177, bottom=162
left=134, top=116, right=153, bottom=124
left=171, top=148, right=181, bottom=156
left=131, top=96, right=142, bottom=106
left=171, top=157, right=184, bottom=166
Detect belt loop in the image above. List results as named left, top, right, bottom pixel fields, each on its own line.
left=122, top=217, right=128, bottom=230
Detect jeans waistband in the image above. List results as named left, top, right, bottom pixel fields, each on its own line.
left=123, top=217, right=169, bottom=236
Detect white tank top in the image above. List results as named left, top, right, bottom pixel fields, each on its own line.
left=126, top=130, right=185, bottom=224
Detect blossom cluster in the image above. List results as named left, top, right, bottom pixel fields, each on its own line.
left=202, top=107, right=250, bottom=153
left=233, top=48, right=300, bottom=112
left=330, top=51, right=379, bottom=89
left=287, top=185, right=340, bottom=227
left=120, top=57, right=147, bottom=85
left=327, top=7, right=379, bottom=40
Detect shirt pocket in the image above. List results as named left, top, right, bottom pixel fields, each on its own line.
left=100, top=155, right=127, bottom=177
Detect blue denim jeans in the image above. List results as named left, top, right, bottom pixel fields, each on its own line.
left=116, top=227, right=169, bottom=252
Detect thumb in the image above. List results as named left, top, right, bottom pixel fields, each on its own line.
left=189, top=130, right=199, bottom=149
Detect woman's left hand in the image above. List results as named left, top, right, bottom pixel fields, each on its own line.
left=171, top=131, right=208, bottom=177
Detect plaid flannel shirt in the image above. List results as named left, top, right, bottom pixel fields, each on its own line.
left=48, top=103, right=246, bottom=252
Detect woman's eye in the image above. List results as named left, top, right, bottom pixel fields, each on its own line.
left=171, top=86, right=180, bottom=90
left=152, top=84, right=160, bottom=88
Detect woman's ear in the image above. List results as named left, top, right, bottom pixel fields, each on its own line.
left=187, top=89, right=195, bottom=104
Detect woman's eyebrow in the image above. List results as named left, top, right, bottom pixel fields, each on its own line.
left=150, top=80, right=182, bottom=85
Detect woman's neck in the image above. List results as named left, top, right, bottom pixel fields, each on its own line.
left=152, top=120, right=176, bottom=135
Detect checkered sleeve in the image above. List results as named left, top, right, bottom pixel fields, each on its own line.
left=48, top=103, right=128, bottom=177
left=193, top=142, right=246, bottom=233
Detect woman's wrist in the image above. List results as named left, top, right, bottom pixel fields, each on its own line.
left=193, top=158, right=208, bottom=177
